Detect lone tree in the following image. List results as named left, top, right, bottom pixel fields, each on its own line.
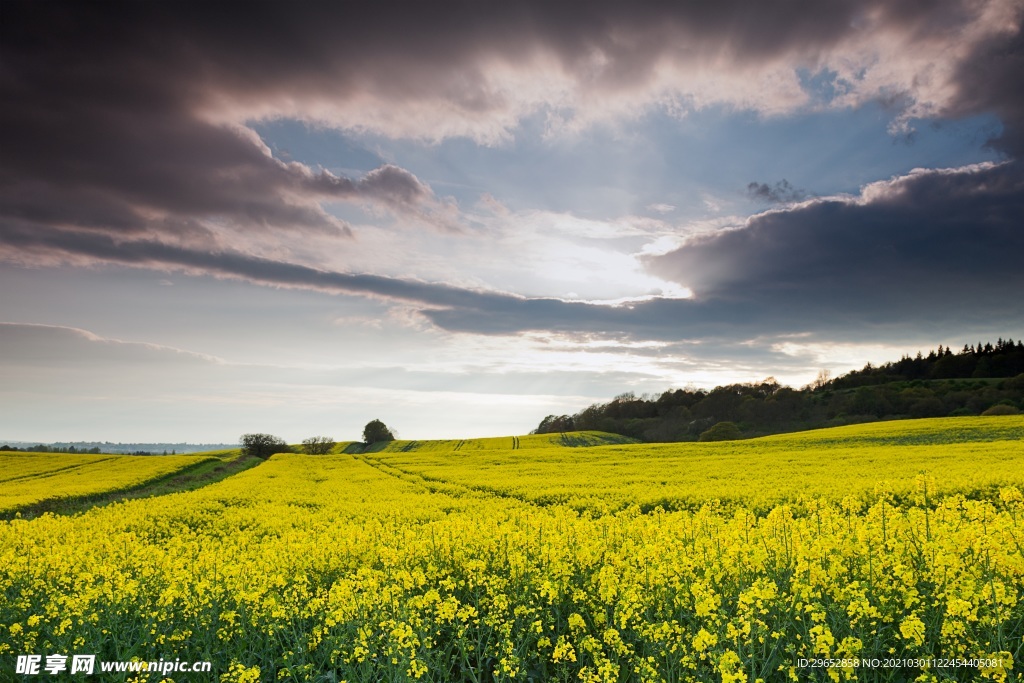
left=362, top=419, right=396, bottom=444
left=301, top=436, right=336, bottom=455
left=240, top=433, right=290, bottom=459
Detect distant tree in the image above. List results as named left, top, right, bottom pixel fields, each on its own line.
left=240, top=433, right=290, bottom=459
left=362, top=420, right=396, bottom=444
left=302, top=436, right=336, bottom=455
left=534, top=414, right=576, bottom=434
left=808, top=369, right=831, bottom=391
left=698, top=421, right=742, bottom=442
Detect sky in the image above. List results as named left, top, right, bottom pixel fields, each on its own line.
left=2, top=0, right=1023, bottom=443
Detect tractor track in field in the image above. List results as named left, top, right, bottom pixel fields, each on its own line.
left=2, top=453, right=262, bottom=520
left=0, top=458, right=119, bottom=484
left=355, top=453, right=547, bottom=509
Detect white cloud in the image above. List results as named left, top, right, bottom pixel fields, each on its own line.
left=646, top=202, right=676, bottom=214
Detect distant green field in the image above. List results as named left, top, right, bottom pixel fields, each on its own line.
left=0, top=451, right=218, bottom=513
left=363, top=416, right=1024, bottom=512
left=343, top=430, right=639, bottom=454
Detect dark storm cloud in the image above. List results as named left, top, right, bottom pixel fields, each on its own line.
left=1, top=0, right=1020, bottom=242
left=0, top=221, right=515, bottom=311
left=0, top=216, right=753, bottom=341
left=0, top=89, right=280, bottom=237
left=0, top=90, right=447, bottom=244
left=2, top=0, right=1020, bottom=205
left=949, top=26, right=1024, bottom=156
left=417, top=162, right=1024, bottom=341
left=652, top=163, right=1024, bottom=296
left=746, top=180, right=806, bottom=204
left=0, top=2, right=463, bottom=249
left=642, top=161, right=1024, bottom=332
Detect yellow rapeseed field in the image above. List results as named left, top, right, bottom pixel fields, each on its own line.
left=1, top=417, right=1022, bottom=682
left=365, top=417, right=1024, bottom=514
left=0, top=452, right=217, bottom=513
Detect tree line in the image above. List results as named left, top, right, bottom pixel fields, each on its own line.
left=0, top=444, right=105, bottom=454
left=534, top=339, right=1024, bottom=442
left=239, top=419, right=397, bottom=459
left=3, top=421, right=399, bottom=460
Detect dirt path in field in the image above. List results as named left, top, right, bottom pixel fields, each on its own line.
left=2, top=452, right=263, bottom=520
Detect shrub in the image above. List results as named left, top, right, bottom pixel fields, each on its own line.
left=699, top=421, right=742, bottom=442
left=909, top=397, right=946, bottom=419
left=981, top=404, right=1021, bottom=416
left=240, top=433, right=290, bottom=459
left=301, top=436, right=336, bottom=455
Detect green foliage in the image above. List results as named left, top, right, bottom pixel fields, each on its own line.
left=983, top=403, right=1021, bottom=416
left=362, top=419, right=396, bottom=444
left=240, top=433, right=290, bottom=459
left=833, top=337, right=1024, bottom=388
left=698, top=421, right=742, bottom=441
left=301, top=436, right=336, bottom=455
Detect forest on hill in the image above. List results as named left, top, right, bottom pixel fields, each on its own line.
left=534, top=338, right=1024, bottom=442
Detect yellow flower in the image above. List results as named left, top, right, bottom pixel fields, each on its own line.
left=899, top=614, right=926, bottom=647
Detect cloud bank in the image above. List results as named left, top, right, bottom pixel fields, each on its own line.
left=6, top=0, right=1013, bottom=141
left=1, top=0, right=1022, bottom=348
left=4, top=162, right=1019, bottom=346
